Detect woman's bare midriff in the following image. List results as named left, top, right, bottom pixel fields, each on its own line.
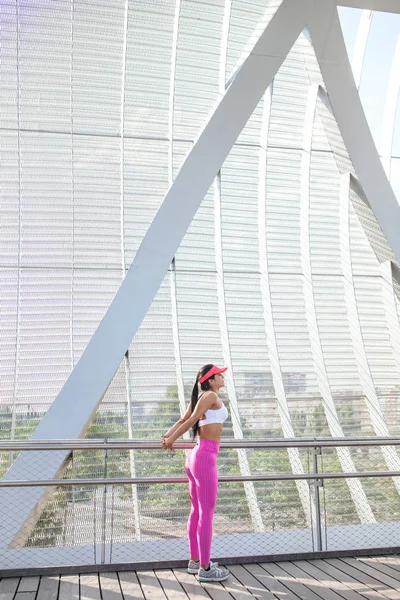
left=198, top=422, right=223, bottom=442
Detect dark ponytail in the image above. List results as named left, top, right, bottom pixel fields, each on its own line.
left=191, top=364, right=215, bottom=439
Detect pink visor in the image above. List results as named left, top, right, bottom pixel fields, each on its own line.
left=198, top=365, right=227, bottom=384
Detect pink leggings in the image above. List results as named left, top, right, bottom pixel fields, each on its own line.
left=185, top=438, right=219, bottom=565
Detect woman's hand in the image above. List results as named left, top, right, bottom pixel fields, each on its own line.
left=161, top=436, right=174, bottom=451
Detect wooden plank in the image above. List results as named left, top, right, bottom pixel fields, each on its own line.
left=225, top=565, right=275, bottom=600
left=239, top=563, right=295, bottom=600
left=0, top=578, right=20, bottom=600
left=375, top=557, right=400, bottom=573
left=80, top=575, right=101, bottom=600
left=295, top=560, right=367, bottom=600
left=220, top=570, right=255, bottom=600
left=136, top=571, right=166, bottom=600
left=278, top=561, right=346, bottom=600
left=258, top=562, right=323, bottom=600
left=358, top=556, right=400, bottom=582
left=59, top=575, right=79, bottom=600
left=172, top=568, right=210, bottom=600
left=99, top=573, right=123, bottom=600
left=342, top=558, right=400, bottom=592
left=376, top=554, right=400, bottom=569
left=197, top=583, right=228, bottom=600
left=154, top=570, right=188, bottom=600
left=118, top=572, right=145, bottom=600
left=313, top=560, right=388, bottom=600
left=360, top=557, right=400, bottom=579
left=198, top=569, right=231, bottom=600
left=14, top=593, right=36, bottom=600
left=370, top=557, right=400, bottom=572
left=329, top=559, right=400, bottom=600
left=17, top=579, right=40, bottom=594
left=36, top=576, right=59, bottom=600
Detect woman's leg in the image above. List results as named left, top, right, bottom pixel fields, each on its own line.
left=194, top=452, right=218, bottom=567
left=185, top=463, right=200, bottom=561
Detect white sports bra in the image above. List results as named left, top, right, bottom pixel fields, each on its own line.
left=198, top=401, right=229, bottom=427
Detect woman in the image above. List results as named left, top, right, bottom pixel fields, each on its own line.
left=161, top=364, right=230, bottom=582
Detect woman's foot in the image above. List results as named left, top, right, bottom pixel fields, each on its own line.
left=197, top=562, right=230, bottom=582
left=187, top=559, right=200, bottom=574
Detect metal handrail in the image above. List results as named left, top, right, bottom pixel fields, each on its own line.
left=1, top=470, right=400, bottom=488
left=0, top=436, right=400, bottom=487
left=1, top=435, right=400, bottom=451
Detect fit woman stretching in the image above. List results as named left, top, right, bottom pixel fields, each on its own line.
left=161, top=364, right=230, bottom=582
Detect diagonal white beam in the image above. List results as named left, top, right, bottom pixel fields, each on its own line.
left=337, top=0, right=400, bottom=13
left=1, top=0, right=312, bottom=548
left=316, top=90, right=398, bottom=267
left=309, top=1, right=400, bottom=266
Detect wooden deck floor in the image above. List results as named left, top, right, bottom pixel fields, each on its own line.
left=2, top=556, right=400, bottom=600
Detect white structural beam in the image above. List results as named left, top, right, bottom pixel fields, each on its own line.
left=308, top=1, right=400, bottom=266
left=380, top=261, right=400, bottom=385
left=9, top=0, right=22, bottom=459
left=300, top=85, right=375, bottom=524
left=316, top=86, right=398, bottom=269
left=317, top=91, right=397, bottom=266
left=226, top=1, right=284, bottom=88
left=381, top=34, right=400, bottom=178
left=309, top=1, right=400, bottom=489
left=214, top=174, right=265, bottom=532
left=168, top=0, right=188, bottom=431
left=351, top=10, right=372, bottom=89
left=1, top=0, right=311, bottom=549
left=119, top=0, right=142, bottom=542
left=214, top=0, right=265, bottom=533
left=301, top=32, right=376, bottom=522
left=341, top=175, right=400, bottom=493
left=259, top=83, right=313, bottom=527
left=119, top=0, right=141, bottom=543
left=337, top=0, right=400, bottom=13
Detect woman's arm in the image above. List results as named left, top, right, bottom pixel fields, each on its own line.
left=165, top=415, right=197, bottom=444
left=163, top=402, right=192, bottom=438
left=162, top=392, right=217, bottom=450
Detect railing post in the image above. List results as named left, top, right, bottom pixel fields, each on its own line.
left=312, top=446, right=323, bottom=552
left=100, top=441, right=108, bottom=565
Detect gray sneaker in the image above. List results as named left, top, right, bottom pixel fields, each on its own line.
left=188, top=560, right=219, bottom=574
left=187, top=559, right=200, bottom=574
left=197, top=561, right=230, bottom=582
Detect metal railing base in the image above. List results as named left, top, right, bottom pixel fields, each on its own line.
left=1, top=546, right=400, bottom=579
